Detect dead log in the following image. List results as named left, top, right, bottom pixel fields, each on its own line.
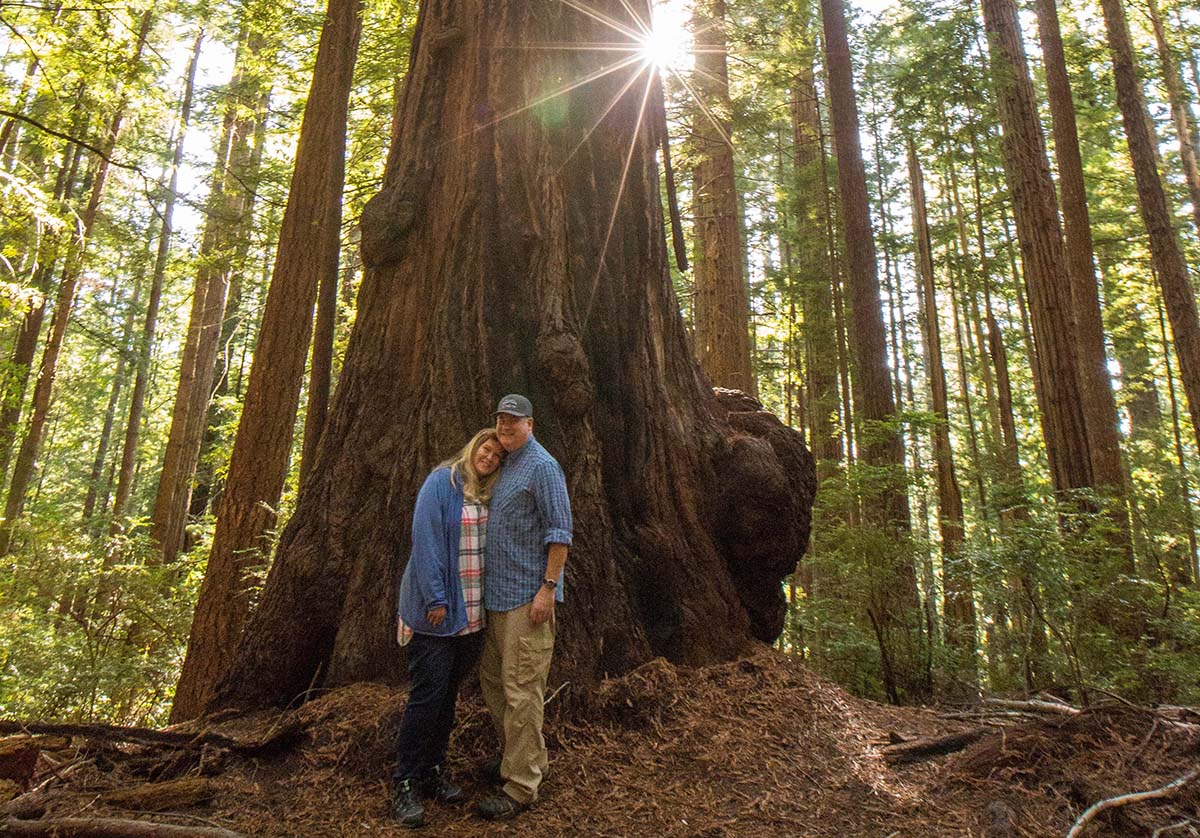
left=982, top=698, right=1080, bottom=715
left=4, top=817, right=244, bottom=837
left=0, top=737, right=39, bottom=787
left=0, top=719, right=304, bottom=756
left=882, top=728, right=990, bottom=765
left=100, top=777, right=216, bottom=812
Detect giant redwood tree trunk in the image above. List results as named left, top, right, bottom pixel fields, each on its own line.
left=211, top=0, right=814, bottom=714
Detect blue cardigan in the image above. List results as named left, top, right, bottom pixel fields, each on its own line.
left=396, top=466, right=470, bottom=637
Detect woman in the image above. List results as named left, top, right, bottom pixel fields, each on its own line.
left=391, top=428, right=504, bottom=828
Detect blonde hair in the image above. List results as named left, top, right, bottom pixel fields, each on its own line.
left=443, top=428, right=504, bottom=503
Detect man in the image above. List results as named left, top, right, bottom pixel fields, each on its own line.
left=476, top=393, right=572, bottom=821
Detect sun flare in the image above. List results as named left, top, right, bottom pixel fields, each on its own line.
left=638, top=3, right=692, bottom=72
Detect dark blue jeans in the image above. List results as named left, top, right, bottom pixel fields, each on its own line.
left=392, top=631, right=483, bottom=783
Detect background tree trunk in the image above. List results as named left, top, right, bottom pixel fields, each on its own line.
left=150, top=35, right=267, bottom=563
left=691, top=0, right=755, bottom=395
left=1033, top=0, right=1130, bottom=550
left=211, top=0, right=815, bottom=714
left=111, top=29, right=204, bottom=528
left=1097, top=0, right=1200, bottom=456
left=0, top=10, right=154, bottom=555
left=820, top=0, right=926, bottom=703
left=979, top=0, right=1094, bottom=497
left=1145, top=0, right=1200, bottom=236
left=791, top=54, right=840, bottom=471
left=171, top=0, right=365, bottom=722
left=908, top=143, right=976, bottom=691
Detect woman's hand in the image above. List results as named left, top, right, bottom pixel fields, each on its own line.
left=426, top=606, right=447, bottom=627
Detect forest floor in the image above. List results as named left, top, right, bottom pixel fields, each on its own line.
left=3, top=648, right=1199, bottom=837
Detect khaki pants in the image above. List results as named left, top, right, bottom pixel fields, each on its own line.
left=479, top=602, right=555, bottom=804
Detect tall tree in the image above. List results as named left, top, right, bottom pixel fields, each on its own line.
left=979, top=0, right=1095, bottom=498
left=791, top=39, right=840, bottom=471
left=208, top=0, right=814, bottom=715
left=1096, top=0, right=1200, bottom=456
left=691, top=0, right=755, bottom=394
left=0, top=124, right=85, bottom=488
left=111, top=29, right=205, bottom=527
left=1032, top=0, right=1130, bottom=547
left=820, top=0, right=926, bottom=702
left=171, top=0, right=364, bottom=721
left=150, top=31, right=268, bottom=563
left=908, top=142, right=976, bottom=690
left=0, top=9, right=154, bottom=555
left=1145, top=0, right=1200, bottom=236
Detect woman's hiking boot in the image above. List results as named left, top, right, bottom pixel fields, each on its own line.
left=420, top=765, right=465, bottom=804
left=391, top=779, right=424, bottom=828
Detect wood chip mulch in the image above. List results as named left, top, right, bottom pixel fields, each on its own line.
left=7, top=648, right=1199, bottom=836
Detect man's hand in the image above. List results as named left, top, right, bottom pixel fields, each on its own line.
left=530, top=586, right=555, bottom=625
left=427, top=606, right=447, bottom=627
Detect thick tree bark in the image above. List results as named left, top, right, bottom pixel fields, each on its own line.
left=820, top=0, right=925, bottom=702
left=111, top=30, right=204, bottom=527
left=1097, top=0, right=1200, bottom=456
left=908, top=143, right=976, bottom=689
left=171, top=0, right=365, bottom=722
left=691, top=0, right=754, bottom=394
left=211, top=0, right=815, bottom=714
left=0, top=10, right=153, bottom=554
left=980, top=0, right=1094, bottom=497
left=150, top=36, right=266, bottom=562
left=1033, top=0, right=1130, bottom=548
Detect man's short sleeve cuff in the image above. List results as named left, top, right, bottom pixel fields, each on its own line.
left=544, top=529, right=573, bottom=547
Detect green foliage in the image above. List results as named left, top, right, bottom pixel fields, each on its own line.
left=0, top=525, right=199, bottom=724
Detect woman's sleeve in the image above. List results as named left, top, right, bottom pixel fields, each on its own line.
left=408, top=471, right=450, bottom=609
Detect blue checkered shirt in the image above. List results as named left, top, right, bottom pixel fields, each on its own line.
left=484, top=436, right=573, bottom=611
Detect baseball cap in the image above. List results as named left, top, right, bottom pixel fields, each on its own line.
left=494, top=393, right=533, bottom=418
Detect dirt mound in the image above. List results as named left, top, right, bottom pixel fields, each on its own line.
left=5, top=650, right=1197, bottom=836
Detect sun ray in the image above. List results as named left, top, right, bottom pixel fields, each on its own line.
left=555, top=0, right=645, bottom=42
left=612, top=0, right=652, bottom=35
left=665, top=66, right=733, bottom=150
left=557, top=60, right=650, bottom=173
left=449, top=51, right=646, bottom=144
left=583, top=68, right=657, bottom=330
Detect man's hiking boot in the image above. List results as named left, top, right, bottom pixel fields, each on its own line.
left=420, top=765, right=465, bottom=804
left=391, top=779, right=424, bottom=828
left=477, top=790, right=530, bottom=821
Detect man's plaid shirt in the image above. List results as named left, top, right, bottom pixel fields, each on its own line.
left=484, top=436, right=573, bottom=611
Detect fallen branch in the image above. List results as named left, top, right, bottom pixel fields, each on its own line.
left=1066, top=765, right=1200, bottom=838
left=4, top=816, right=244, bottom=837
left=0, top=719, right=303, bottom=756
left=882, top=728, right=990, bottom=766
left=984, top=698, right=1081, bottom=716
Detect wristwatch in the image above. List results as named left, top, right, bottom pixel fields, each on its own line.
left=542, top=578, right=557, bottom=590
